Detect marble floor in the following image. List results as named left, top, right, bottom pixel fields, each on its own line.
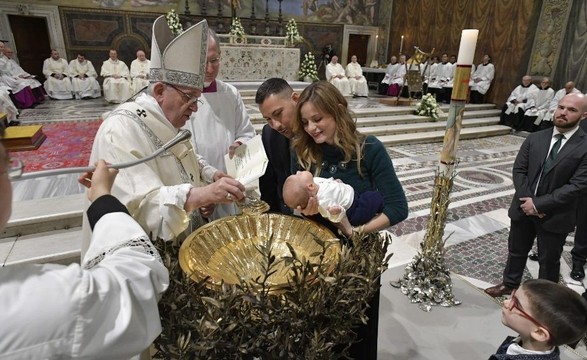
left=6, top=93, right=587, bottom=359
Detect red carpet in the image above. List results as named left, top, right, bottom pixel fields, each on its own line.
left=8, top=121, right=102, bottom=173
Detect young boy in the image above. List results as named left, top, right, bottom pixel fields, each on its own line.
left=282, top=170, right=383, bottom=228
left=490, top=279, right=587, bottom=359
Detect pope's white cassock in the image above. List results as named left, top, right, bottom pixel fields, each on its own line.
left=68, top=58, right=101, bottom=99
left=42, top=57, right=73, bottom=99
left=542, top=87, right=582, bottom=122
left=525, top=86, right=555, bottom=125
left=87, top=93, right=204, bottom=251
left=0, top=197, right=168, bottom=359
left=130, top=58, right=150, bottom=93
left=326, top=62, right=351, bottom=96
left=100, top=59, right=131, bottom=103
left=184, top=79, right=255, bottom=220
left=345, top=62, right=369, bottom=97
left=469, top=62, right=495, bottom=95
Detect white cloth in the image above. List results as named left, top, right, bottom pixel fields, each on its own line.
left=345, top=62, right=369, bottom=96
left=87, top=93, right=203, bottom=246
left=428, top=62, right=453, bottom=89
left=42, top=57, right=73, bottom=99
left=68, top=59, right=101, bottom=99
left=130, top=59, right=150, bottom=93
left=6, top=58, right=43, bottom=89
left=504, top=84, right=539, bottom=114
left=326, top=62, right=351, bottom=96
left=0, top=211, right=168, bottom=359
left=101, top=59, right=131, bottom=103
left=315, top=177, right=354, bottom=223
left=381, top=62, right=400, bottom=85
left=469, top=63, right=495, bottom=94
left=0, top=54, right=31, bottom=93
left=542, top=87, right=582, bottom=122
left=0, top=89, right=17, bottom=121
left=184, top=80, right=255, bottom=219
left=525, top=87, right=555, bottom=125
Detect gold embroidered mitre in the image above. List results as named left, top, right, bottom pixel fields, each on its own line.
left=149, top=16, right=208, bottom=90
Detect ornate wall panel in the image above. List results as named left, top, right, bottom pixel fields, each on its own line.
left=388, top=0, right=542, bottom=105
left=60, top=7, right=158, bottom=76
left=219, top=45, right=300, bottom=81
left=552, top=0, right=587, bottom=92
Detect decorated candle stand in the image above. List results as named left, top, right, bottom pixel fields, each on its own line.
left=391, top=30, right=479, bottom=311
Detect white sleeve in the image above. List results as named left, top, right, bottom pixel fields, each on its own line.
left=0, top=213, right=168, bottom=359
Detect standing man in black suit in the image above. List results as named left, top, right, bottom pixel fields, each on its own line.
left=569, top=117, right=587, bottom=281
left=255, top=78, right=299, bottom=215
left=485, top=93, right=587, bottom=297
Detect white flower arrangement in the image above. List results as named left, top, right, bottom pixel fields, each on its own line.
left=229, top=17, right=247, bottom=39
left=299, top=52, right=319, bottom=82
left=165, top=9, right=183, bottom=36
left=285, top=18, right=303, bottom=46
left=414, top=93, right=444, bottom=121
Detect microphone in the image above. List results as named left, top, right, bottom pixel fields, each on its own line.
left=13, top=130, right=193, bottom=181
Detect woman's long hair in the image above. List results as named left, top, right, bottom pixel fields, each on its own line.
left=291, top=81, right=365, bottom=175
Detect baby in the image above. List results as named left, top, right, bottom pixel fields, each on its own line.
left=490, top=279, right=587, bottom=359
left=282, top=170, right=383, bottom=227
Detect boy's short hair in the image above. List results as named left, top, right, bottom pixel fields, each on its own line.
left=523, top=279, right=587, bottom=346
left=255, top=78, right=293, bottom=105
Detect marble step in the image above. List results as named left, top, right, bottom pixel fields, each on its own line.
left=3, top=194, right=84, bottom=239
left=1, top=226, right=81, bottom=266
left=247, top=103, right=498, bottom=122
left=253, top=114, right=499, bottom=134
left=377, top=125, right=512, bottom=146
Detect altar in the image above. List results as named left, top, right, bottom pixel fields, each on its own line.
left=218, top=35, right=300, bottom=81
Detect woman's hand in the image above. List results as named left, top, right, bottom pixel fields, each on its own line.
left=298, top=195, right=319, bottom=216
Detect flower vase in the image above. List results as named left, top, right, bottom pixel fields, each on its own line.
left=303, top=76, right=313, bottom=83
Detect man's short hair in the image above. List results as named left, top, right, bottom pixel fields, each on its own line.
left=255, top=78, right=293, bottom=104
left=208, top=29, right=221, bottom=54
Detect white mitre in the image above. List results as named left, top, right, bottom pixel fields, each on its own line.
left=149, top=16, right=208, bottom=90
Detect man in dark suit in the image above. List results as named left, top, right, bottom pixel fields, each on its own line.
left=485, top=93, right=587, bottom=297
left=255, top=78, right=299, bottom=215
left=569, top=118, right=587, bottom=281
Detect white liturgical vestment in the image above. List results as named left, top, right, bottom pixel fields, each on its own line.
left=345, top=62, right=369, bottom=97
left=326, top=62, right=351, bottom=96
left=100, top=59, right=131, bottom=103
left=315, top=177, right=355, bottom=223
left=0, top=88, right=17, bottom=121
left=504, top=84, right=539, bottom=114
left=0, top=209, right=168, bottom=359
left=469, top=63, right=495, bottom=95
left=42, top=57, right=73, bottom=99
left=184, top=80, right=255, bottom=219
left=87, top=93, right=203, bottom=248
left=6, top=58, right=43, bottom=90
left=130, top=58, right=150, bottom=93
left=525, top=87, right=555, bottom=125
left=68, top=59, right=101, bottom=99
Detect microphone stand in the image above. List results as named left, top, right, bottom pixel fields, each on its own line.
left=12, top=129, right=193, bottom=181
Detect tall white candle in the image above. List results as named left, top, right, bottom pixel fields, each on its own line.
left=399, top=35, right=404, bottom=55
left=456, top=29, right=478, bottom=65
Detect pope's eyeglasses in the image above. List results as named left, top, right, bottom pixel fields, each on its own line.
left=166, top=83, right=202, bottom=106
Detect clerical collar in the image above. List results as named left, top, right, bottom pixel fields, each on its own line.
left=204, top=80, right=217, bottom=93
left=521, top=83, right=532, bottom=88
